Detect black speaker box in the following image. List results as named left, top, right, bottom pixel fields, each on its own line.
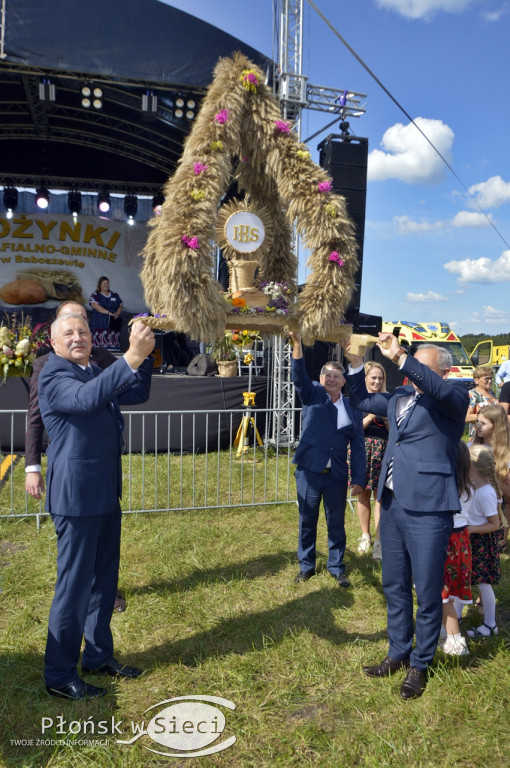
left=318, top=134, right=368, bottom=316
left=187, top=354, right=217, bottom=376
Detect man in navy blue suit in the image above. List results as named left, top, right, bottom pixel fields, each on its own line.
left=344, top=334, right=469, bottom=699
left=289, top=331, right=366, bottom=588
left=39, top=313, right=154, bottom=700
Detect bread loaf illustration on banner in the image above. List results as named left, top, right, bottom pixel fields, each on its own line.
left=16, top=269, right=84, bottom=302
left=0, top=279, right=47, bottom=304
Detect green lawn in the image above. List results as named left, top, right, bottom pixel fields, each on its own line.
left=0, top=481, right=509, bottom=767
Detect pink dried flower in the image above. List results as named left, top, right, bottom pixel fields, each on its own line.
left=240, top=69, right=259, bottom=92
left=213, top=109, right=231, bottom=124
left=328, top=251, right=344, bottom=266
left=318, top=180, right=332, bottom=193
left=181, top=235, right=200, bottom=250
left=193, top=162, right=209, bottom=175
left=275, top=120, right=291, bottom=134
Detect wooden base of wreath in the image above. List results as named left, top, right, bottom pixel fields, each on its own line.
left=131, top=315, right=353, bottom=344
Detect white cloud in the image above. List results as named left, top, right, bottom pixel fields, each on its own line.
left=375, top=0, right=475, bottom=19
left=468, top=176, right=510, bottom=209
left=444, top=249, right=510, bottom=283
left=368, top=118, right=454, bottom=184
left=469, top=306, right=510, bottom=324
left=450, top=210, right=493, bottom=227
left=484, top=4, right=509, bottom=22
left=393, top=210, right=491, bottom=233
left=406, top=290, right=448, bottom=301
left=394, top=215, right=444, bottom=233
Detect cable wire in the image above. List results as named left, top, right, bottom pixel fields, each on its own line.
left=306, top=0, right=510, bottom=250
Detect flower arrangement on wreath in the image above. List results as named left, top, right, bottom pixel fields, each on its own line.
left=210, top=328, right=261, bottom=363
left=0, top=313, right=46, bottom=383
left=226, top=281, right=292, bottom=316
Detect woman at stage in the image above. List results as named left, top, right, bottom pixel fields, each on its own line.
left=89, top=276, right=123, bottom=351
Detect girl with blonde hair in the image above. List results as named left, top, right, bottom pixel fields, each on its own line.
left=472, top=404, right=510, bottom=551
left=465, top=444, right=505, bottom=638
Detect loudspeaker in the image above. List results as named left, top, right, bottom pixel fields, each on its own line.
left=187, top=354, right=217, bottom=376
left=318, top=134, right=368, bottom=322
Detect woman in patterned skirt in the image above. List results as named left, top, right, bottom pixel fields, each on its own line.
left=89, top=276, right=123, bottom=351
left=355, top=361, right=388, bottom=561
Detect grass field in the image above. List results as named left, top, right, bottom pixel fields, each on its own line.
left=0, top=459, right=509, bottom=767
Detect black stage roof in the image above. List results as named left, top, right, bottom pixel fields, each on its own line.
left=0, top=0, right=272, bottom=195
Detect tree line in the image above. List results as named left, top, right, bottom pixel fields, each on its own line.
left=459, top=332, right=510, bottom=355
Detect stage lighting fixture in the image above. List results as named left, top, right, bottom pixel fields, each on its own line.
left=82, top=84, right=103, bottom=109
left=152, top=193, right=164, bottom=215
left=3, top=187, right=18, bottom=218
left=81, top=85, right=91, bottom=108
left=68, top=191, right=82, bottom=216
left=174, top=96, right=185, bottom=119
left=124, top=194, right=138, bottom=224
left=186, top=98, right=196, bottom=120
left=38, top=78, right=55, bottom=102
left=93, top=87, right=103, bottom=109
left=97, top=190, right=111, bottom=213
left=142, top=91, right=158, bottom=113
left=36, top=187, right=50, bottom=209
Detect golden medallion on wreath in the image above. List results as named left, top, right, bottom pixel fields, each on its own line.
left=217, top=200, right=274, bottom=304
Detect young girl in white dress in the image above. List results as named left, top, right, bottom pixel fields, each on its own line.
left=464, top=444, right=504, bottom=638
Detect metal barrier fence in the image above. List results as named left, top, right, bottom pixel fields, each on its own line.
left=0, top=407, right=301, bottom=525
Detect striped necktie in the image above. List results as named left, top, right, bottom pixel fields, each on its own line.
left=386, top=393, right=420, bottom=489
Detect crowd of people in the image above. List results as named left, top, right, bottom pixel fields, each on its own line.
left=23, top=314, right=510, bottom=702
left=289, top=333, right=509, bottom=699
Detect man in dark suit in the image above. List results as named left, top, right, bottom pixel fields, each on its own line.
left=344, top=334, right=469, bottom=699
left=25, top=301, right=116, bottom=500
left=25, top=301, right=128, bottom=612
left=39, top=312, right=154, bottom=700
left=289, top=331, right=365, bottom=587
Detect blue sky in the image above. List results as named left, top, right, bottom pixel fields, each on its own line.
left=161, top=1, right=510, bottom=335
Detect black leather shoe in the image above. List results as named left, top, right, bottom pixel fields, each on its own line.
left=82, top=658, right=143, bottom=679
left=400, top=667, right=426, bottom=699
left=46, top=679, right=107, bottom=700
left=329, top=572, right=351, bottom=587
left=113, top=590, right=127, bottom=613
left=294, top=569, right=316, bottom=583
left=363, top=655, right=410, bottom=678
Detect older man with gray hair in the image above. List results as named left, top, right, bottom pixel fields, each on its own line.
left=39, top=313, right=154, bottom=700
left=344, top=337, right=469, bottom=699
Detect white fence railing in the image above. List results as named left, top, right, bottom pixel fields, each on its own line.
left=0, top=407, right=302, bottom=524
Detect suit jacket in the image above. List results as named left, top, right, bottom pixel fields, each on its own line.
left=346, top=354, right=469, bottom=512
left=25, top=346, right=117, bottom=467
left=292, top=357, right=366, bottom=485
left=38, top=353, right=152, bottom=517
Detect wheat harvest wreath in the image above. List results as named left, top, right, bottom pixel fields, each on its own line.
left=138, top=52, right=358, bottom=346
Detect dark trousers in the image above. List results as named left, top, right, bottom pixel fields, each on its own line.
left=44, top=504, right=121, bottom=687
left=295, top=467, right=348, bottom=574
left=380, top=487, right=453, bottom=669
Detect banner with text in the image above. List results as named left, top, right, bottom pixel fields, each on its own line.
left=0, top=214, right=149, bottom=315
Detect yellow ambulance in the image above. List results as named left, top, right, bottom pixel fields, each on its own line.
left=381, top=320, right=475, bottom=387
